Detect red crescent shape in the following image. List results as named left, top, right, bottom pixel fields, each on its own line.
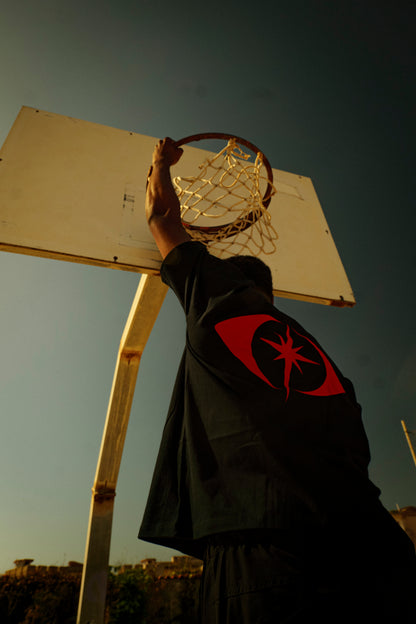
left=292, top=330, right=345, bottom=396
left=215, top=314, right=280, bottom=388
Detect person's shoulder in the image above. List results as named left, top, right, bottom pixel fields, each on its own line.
left=160, top=241, right=211, bottom=305
left=161, top=240, right=207, bottom=268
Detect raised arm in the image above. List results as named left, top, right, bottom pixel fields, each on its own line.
left=145, top=137, right=191, bottom=259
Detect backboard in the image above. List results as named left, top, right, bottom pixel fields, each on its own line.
left=0, top=107, right=355, bottom=306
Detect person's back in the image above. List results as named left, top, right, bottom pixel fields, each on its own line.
left=139, top=138, right=416, bottom=623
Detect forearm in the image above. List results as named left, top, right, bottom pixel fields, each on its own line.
left=146, top=160, right=182, bottom=223
left=145, top=143, right=190, bottom=258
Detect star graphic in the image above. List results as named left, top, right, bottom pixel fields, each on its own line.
left=261, top=325, right=319, bottom=398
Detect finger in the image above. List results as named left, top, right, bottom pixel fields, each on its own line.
left=145, top=165, right=153, bottom=190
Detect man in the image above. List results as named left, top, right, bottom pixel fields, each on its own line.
left=139, top=138, right=416, bottom=623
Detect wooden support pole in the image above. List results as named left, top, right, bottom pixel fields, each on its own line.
left=401, top=420, right=416, bottom=469
left=76, top=274, right=167, bottom=624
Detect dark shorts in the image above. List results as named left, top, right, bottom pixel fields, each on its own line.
left=199, top=516, right=416, bottom=624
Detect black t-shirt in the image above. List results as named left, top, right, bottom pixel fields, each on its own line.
left=138, top=242, right=380, bottom=557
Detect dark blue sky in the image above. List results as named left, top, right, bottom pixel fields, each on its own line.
left=0, top=1, right=415, bottom=572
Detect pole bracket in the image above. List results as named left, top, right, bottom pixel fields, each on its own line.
left=92, top=486, right=116, bottom=503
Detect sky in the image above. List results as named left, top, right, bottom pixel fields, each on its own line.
left=0, top=1, right=415, bottom=573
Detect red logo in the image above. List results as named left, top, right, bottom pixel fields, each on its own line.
left=215, top=314, right=345, bottom=398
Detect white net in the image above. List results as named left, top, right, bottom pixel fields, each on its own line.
left=173, top=139, right=278, bottom=257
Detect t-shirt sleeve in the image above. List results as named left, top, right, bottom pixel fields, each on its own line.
left=160, top=241, right=254, bottom=318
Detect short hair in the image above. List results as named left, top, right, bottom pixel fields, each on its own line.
left=223, top=255, right=273, bottom=302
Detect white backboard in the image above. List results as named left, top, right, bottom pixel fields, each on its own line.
left=0, top=107, right=355, bottom=306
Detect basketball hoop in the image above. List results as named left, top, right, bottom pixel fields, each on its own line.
left=173, top=133, right=278, bottom=257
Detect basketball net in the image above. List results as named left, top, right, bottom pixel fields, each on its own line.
left=173, top=139, right=278, bottom=257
